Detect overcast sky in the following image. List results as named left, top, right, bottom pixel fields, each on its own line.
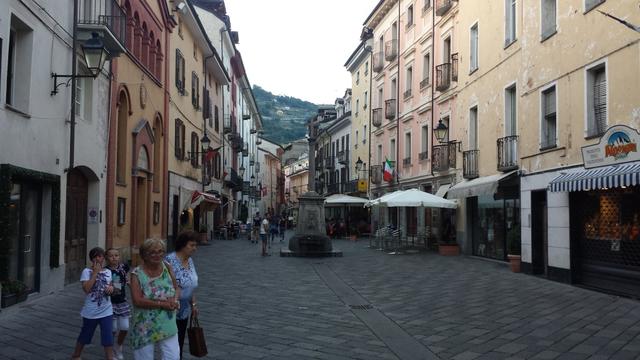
left=224, top=0, right=380, bottom=105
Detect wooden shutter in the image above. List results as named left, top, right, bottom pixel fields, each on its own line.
left=175, top=50, right=181, bottom=91
left=175, top=119, right=182, bottom=158
left=594, top=69, right=607, bottom=135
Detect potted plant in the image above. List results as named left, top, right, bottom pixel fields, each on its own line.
left=507, top=224, right=521, bottom=273
left=1, top=279, right=28, bottom=308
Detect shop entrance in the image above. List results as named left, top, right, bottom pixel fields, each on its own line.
left=9, top=182, right=41, bottom=292
left=571, top=188, right=640, bottom=298
left=531, top=191, right=548, bottom=275
left=65, top=169, right=87, bottom=284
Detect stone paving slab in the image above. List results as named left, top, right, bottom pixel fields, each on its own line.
left=1, top=232, right=640, bottom=359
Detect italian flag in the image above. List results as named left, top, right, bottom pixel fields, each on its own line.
left=383, top=158, right=394, bottom=182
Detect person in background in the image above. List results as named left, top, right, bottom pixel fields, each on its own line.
left=129, top=238, right=180, bottom=359
left=71, top=247, right=115, bottom=360
left=252, top=212, right=261, bottom=244
left=260, top=215, right=270, bottom=256
left=269, top=214, right=279, bottom=246
left=279, top=215, right=286, bottom=243
left=106, top=248, right=131, bottom=360
left=165, top=231, right=199, bottom=359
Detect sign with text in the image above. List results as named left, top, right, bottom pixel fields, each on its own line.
left=581, top=125, right=640, bottom=169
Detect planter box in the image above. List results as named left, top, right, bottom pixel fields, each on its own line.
left=438, top=244, right=460, bottom=256
left=507, top=254, right=521, bottom=273
left=1, top=293, right=18, bottom=308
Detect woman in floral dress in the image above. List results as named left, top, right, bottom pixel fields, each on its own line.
left=129, top=238, right=180, bottom=359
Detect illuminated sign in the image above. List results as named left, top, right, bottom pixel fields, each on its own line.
left=582, top=125, right=640, bottom=169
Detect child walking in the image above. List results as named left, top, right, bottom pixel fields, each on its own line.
left=106, top=248, right=131, bottom=360
left=71, top=247, right=115, bottom=360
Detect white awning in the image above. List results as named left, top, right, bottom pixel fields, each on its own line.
left=549, top=163, right=640, bottom=192
left=435, top=184, right=451, bottom=198
left=447, top=171, right=518, bottom=199
left=366, top=189, right=456, bottom=208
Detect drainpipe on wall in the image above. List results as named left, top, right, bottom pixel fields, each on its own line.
left=67, top=0, right=79, bottom=171
left=430, top=0, right=436, bottom=178
left=367, top=48, right=373, bottom=199
left=395, top=0, right=401, bottom=186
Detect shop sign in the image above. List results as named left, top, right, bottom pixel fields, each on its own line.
left=581, top=125, right=640, bottom=169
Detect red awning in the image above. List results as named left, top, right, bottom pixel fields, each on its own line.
left=190, top=191, right=221, bottom=210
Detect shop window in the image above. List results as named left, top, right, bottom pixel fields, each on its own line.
left=473, top=195, right=520, bottom=261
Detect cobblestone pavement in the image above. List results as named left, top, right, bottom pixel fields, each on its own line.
left=2, top=231, right=640, bottom=359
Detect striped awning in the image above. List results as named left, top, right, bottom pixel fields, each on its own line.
left=548, top=163, right=640, bottom=192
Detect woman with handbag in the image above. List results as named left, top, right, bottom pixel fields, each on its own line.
left=129, top=238, right=180, bottom=359
left=165, top=231, right=200, bottom=359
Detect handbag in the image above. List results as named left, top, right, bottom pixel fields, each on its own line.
left=187, top=314, right=208, bottom=357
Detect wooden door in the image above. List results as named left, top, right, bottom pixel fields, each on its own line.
left=65, top=169, right=88, bottom=284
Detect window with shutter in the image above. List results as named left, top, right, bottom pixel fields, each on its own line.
left=541, top=86, right=556, bottom=149
left=541, top=0, right=556, bottom=40
left=175, top=119, right=182, bottom=158
left=587, top=66, right=607, bottom=137
left=505, top=0, right=516, bottom=45
left=175, top=49, right=182, bottom=92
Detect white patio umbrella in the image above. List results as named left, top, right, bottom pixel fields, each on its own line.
left=324, top=194, right=369, bottom=206
left=364, top=190, right=406, bottom=207
left=370, top=188, right=456, bottom=208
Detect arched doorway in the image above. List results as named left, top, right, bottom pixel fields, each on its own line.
left=65, top=168, right=88, bottom=284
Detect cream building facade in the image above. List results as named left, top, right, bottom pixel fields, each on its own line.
left=167, top=1, right=228, bottom=244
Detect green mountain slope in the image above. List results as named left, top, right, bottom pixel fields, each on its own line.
left=253, top=85, right=319, bottom=145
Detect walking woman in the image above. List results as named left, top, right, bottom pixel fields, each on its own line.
left=129, top=238, right=180, bottom=359
left=165, top=231, right=199, bottom=359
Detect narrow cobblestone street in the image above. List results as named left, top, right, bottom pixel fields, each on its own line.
left=2, top=232, right=640, bottom=359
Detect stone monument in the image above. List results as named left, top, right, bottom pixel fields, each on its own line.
left=281, top=110, right=341, bottom=257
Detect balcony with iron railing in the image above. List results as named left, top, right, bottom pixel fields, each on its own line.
left=403, top=157, right=412, bottom=167
left=372, top=108, right=383, bottom=127
left=436, top=63, right=451, bottom=91
left=373, top=52, right=384, bottom=73
left=436, top=0, right=456, bottom=16
left=337, top=150, right=349, bottom=164
left=432, top=142, right=457, bottom=172
left=324, top=156, right=335, bottom=169
left=463, top=150, right=479, bottom=179
left=420, top=77, right=430, bottom=90
left=385, top=99, right=396, bottom=120
left=385, top=39, right=398, bottom=61
left=77, top=0, right=126, bottom=54
left=419, top=151, right=429, bottom=161
left=403, top=88, right=412, bottom=100
left=497, top=135, right=519, bottom=172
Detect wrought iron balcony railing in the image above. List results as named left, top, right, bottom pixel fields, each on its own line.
left=436, top=0, right=455, bottom=16
left=337, top=150, right=349, bottom=164
left=419, top=151, right=429, bottom=161
left=373, top=52, right=384, bottom=73
left=436, top=63, right=451, bottom=91
left=77, top=0, right=126, bottom=54
left=385, top=99, right=396, bottom=120
left=497, top=135, right=519, bottom=172
left=420, top=77, right=430, bottom=89
left=403, top=157, right=412, bottom=167
left=385, top=39, right=398, bottom=61
left=324, top=156, right=335, bottom=169
left=463, top=150, right=479, bottom=179
left=372, top=108, right=383, bottom=127
left=432, top=142, right=457, bottom=172
left=403, top=89, right=412, bottom=99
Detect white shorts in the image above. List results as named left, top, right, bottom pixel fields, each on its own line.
left=133, top=334, right=179, bottom=360
left=112, top=316, right=129, bottom=332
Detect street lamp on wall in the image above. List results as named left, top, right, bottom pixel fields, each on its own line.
left=434, top=119, right=449, bottom=144
left=355, top=157, right=363, bottom=180
left=51, top=32, right=109, bottom=95
left=239, top=165, right=245, bottom=177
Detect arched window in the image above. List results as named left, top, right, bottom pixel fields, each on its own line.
left=149, top=31, right=156, bottom=72
left=116, top=90, right=129, bottom=183
left=138, top=146, right=149, bottom=171
left=155, top=39, right=163, bottom=80
left=141, top=22, right=149, bottom=66
left=133, top=12, right=141, bottom=58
